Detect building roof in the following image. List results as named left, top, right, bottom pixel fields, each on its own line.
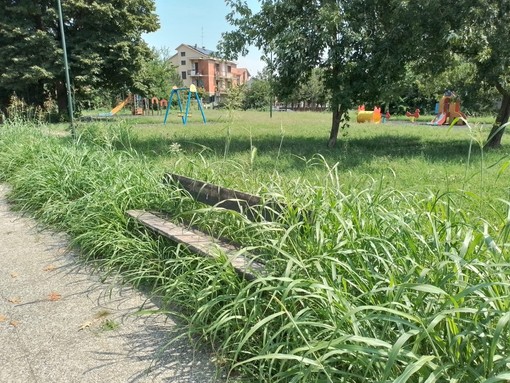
left=191, top=45, right=214, bottom=56
left=176, top=43, right=215, bottom=57
left=170, top=44, right=249, bottom=75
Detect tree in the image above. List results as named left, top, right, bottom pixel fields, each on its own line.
left=242, top=67, right=279, bottom=111
left=295, top=68, right=328, bottom=110
left=447, top=2, right=510, bottom=148
left=221, top=0, right=343, bottom=146
left=400, top=58, right=500, bottom=116
left=0, top=0, right=159, bottom=116
left=137, top=47, right=182, bottom=100
left=220, top=0, right=451, bottom=147
left=243, top=77, right=271, bottom=110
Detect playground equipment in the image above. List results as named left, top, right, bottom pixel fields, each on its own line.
left=150, top=97, right=159, bottom=115
left=132, top=94, right=145, bottom=115
left=405, top=108, right=420, bottom=123
left=163, top=84, right=206, bottom=125
left=430, top=91, right=466, bottom=125
left=110, top=97, right=129, bottom=116
left=357, top=106, right=382, bottom=123
left=97, top=97, right=130, bottom=117
left=97, top=94, right=167, bottom=118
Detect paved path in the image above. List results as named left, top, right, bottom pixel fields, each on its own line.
left=0, top=184, right=221, bottom=382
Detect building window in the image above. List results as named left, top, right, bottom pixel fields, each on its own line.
left=181, top=60, right=186, bottom=65
left=180, top=51, right=185, bottom=57
left=227, top=65, right=231, bottom=73
left=181, top=71, right=187, bottom=80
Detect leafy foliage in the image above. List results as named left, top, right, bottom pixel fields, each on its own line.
left=0, top=0, right=159, bottom=115
left=447, top=1, right=510, bottom=146
left=282, top=68, right=328, bottom=110
left=136, top=47, right=183, bottom=100
left=221, top=0, right=510, bottom=146
left=243, top=77, right=271, bottom=110
left=220, top=0, right=445, bottom=146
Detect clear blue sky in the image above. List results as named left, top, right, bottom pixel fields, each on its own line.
left=142, top=0, right=264, bottom=76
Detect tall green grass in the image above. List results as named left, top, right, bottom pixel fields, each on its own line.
left=95, top=110, right=510, bottom=222
left=0, top=120, right=509, bottom=382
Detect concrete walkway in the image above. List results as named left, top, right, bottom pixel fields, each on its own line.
left=0, top=185, right=221, bottom=382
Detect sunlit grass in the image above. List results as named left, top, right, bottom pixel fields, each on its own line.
left=1, top=116, right=510, bottom=382
left=81, top=110, right=509, bottom=222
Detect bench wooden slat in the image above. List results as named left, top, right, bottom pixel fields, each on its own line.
left=127, top=210, right=265, bottom=281
left=164, top=173, right=283, bottom=222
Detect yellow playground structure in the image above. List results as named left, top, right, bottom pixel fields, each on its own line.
left=357, top=105, right=382, bottom=123
left=108, top=97, right=130, bottom=116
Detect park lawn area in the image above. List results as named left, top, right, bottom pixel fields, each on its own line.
left=85, top=109, right=509, bottom=222
left=3, top=110, right=510, bottom=382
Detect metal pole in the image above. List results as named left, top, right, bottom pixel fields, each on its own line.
left=57, top=0, right=75, bottom=138
left=269, top=50, right=273, bottom=118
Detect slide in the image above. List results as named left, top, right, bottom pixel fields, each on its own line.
left=429, top=112, right=447, bottom=125
left=98, top=97, right=129, bottom=117
left=109, top=97, right=129, bottom=115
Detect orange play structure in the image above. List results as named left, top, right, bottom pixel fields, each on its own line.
left=357, top=105, right=382, bottom=123
left=430, top=92, right=467, bottom=125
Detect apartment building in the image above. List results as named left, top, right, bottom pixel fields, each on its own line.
left=169, top=43, right=250, bottom=103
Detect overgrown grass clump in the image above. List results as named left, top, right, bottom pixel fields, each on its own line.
left=1, top=121, right=510, bottom=382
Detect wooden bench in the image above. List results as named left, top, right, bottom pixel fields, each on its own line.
left=127, top=173, right=285, bottom=281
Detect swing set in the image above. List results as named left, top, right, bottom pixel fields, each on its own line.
left=163, top=84, right=207, bottom=125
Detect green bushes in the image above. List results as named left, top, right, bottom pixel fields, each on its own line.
left=0, top=122, right=509, bottom=382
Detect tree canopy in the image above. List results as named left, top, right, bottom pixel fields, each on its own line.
left=0, top=0, right=159, bottom=115
left=448, top=1, right=510, bottom=147
left=221, top=0, right=509, bottom=147
left=221, top=0, right=444, bottom=146
left=137, top=47, right=183, bottom=101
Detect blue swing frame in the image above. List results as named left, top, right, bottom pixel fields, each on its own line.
left=163, top=85, right=207, bottom=125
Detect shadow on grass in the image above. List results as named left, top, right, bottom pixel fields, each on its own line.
left=125, top=132, right=478, bottom=171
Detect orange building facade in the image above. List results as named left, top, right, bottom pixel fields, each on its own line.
left=169, top=44, right=250, bottom=104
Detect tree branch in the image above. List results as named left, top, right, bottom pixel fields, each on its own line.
left=495, top=81, right=510, bottom=97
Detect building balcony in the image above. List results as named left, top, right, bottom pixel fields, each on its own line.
left=215, top=71, right=233, bottom=79
left=187, top=70, right=204, bottom=76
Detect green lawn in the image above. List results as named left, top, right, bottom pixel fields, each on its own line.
left=79, top=109, right=509, bottom=221
left=3, top=111, right=510, bottom=382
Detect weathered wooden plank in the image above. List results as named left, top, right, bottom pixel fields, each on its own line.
left=127, top=210, right=265, bottom=281
left=164, top=173, right=284, bottom=222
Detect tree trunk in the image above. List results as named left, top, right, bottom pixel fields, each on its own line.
left=56, top=81, right=68, bottom=117
left=486, top=88, right=510, bottom=149
left=328, top=101, right=343, bottom=148
left=327, top=58, right=343, bottom=148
